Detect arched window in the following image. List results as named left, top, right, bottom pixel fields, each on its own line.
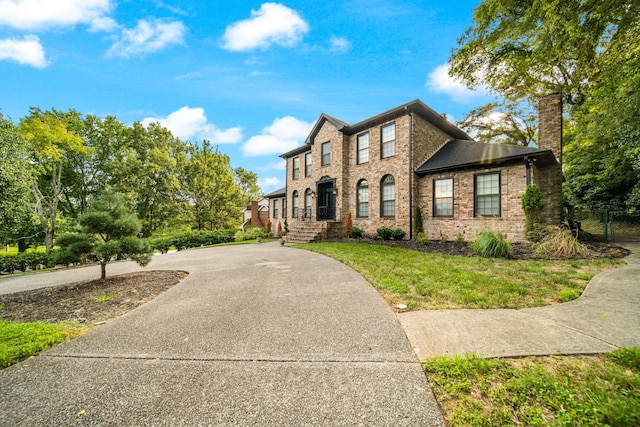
left=381, top=175, right=395, bottom=217
left=304, top=188, right=312, bottom=218
left=357, top=179, right=369, bottom=217
left=292, top=191, right=299, bottom=218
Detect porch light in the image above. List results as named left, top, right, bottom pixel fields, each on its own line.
left=311, top=191, right=317, bottom=198
left=332, top=188, right=338, bottom=196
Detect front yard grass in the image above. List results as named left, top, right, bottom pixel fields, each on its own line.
left=0, top=321, right=89, bottom=368
left=423, top=349, right=640, bottom=426
left=295, top=242, right=623, bottom=310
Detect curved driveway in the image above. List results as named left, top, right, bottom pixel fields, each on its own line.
left=0, top=243, right=445, bottom=426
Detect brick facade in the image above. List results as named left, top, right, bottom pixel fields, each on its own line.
left=271, top=99, right=563, bottom=243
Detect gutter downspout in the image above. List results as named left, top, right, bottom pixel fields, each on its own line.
left=408, top=111, right=414, bottom=240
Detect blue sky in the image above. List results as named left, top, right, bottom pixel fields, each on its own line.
left=0, top=0, right=491, bottom=193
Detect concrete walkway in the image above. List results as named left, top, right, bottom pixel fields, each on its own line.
left=0, top=243, right=445, bottom=426
left=399, top=243, right=640, bottom=360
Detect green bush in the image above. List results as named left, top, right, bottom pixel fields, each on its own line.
left=349, top=227, right=364, bottom=238
left=416, top=232, right=430, bottom=245
left=470, top=230, right=512, bottom=258
left=0, top=251, right=56, bottom=274
left=234, top=227, right=268, bottom=242
left=391, top=229, right=406, bottom=240
left=149, top=230, right=236, bottom=252
left=377, top=227, right=394, bottom=240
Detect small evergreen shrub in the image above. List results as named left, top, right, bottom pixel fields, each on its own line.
left=349, top=227, right=364, bottom=238
left=414, top=206, right=423, bottom=234
left=391, top=229, right=406, bottom=240
left=470, top=230, right=512, bottom=258
left=416, top=232, right=429, bottom=245
left=377, top=227, right=394, bottom=240
left=521, top=184, right=545, bottom=239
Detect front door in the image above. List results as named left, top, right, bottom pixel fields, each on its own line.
left=316, top=181, right=335, bottom=221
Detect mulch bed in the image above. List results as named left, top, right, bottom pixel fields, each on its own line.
left=0, top=270, right=187, bottom=324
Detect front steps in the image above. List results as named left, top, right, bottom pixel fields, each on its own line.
left=284, top=220, right=344, bottom=243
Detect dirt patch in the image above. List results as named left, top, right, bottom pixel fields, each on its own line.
left=328, top=237, right=630, bottom=260
left=0, top=270, right=188, bottom=324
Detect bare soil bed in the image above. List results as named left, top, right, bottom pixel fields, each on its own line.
left=330, top=238, right=630, bottom=260
left=0, top=270, right=188, bottom=324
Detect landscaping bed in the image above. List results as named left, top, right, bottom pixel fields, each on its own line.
left=0, top=270, right=187, bottom=324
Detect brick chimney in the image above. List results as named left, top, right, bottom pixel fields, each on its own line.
left=538, top=93, right=563, bottom=164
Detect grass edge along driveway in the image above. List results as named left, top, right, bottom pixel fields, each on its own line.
left=295, top=242, right=638, bottom=426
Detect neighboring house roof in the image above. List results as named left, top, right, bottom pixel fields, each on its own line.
left=281, top=99, right=471, bottom=159
left=264, top=187, right=286, bottom=198
left=415, top=139, right=557, bottom=176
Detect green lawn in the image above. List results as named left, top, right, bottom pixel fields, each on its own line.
left=294, top=242, right=623, bottom=310
left=424, top=349, right=640, bottom=426
left=0, top=321, right=88, bottom=368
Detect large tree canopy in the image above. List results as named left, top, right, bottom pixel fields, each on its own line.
left=451, top=0, right=640, bottom=212
left=450, top=0, right=640, bottom=105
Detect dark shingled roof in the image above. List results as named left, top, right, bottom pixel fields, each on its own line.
left=264, top=187, right=286, bottom=198
left=281, top=99, right=471, bottom=159
left=416, top=139, right=557, bottom=176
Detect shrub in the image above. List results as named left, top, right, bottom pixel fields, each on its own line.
left=455, top=234, right=465, bottom=244
left=391, top=229, right=406, bottom=240
left=234, top=227, right=267, bottom=242
left=522, top=184, right=545, bottom=239
left=470, top=230, right=512, bottom=258
left=416, top=232, right=429, bottom=245
left=377, top=227, right=394, bottom=240
left=535, top=226, right=592, bottom=258
left=350, top=227, right=364, bottom=238
left=265, top=219, right=272, bottom=234
left=277, top=221, right=283, bottom=237
left=414, top=206, right=423, bottom=234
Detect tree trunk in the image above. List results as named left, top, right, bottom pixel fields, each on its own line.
left=101, top=262, right=107, bottom=279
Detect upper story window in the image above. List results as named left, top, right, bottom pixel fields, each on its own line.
left=321, top=141, right=331, bottom=166
left=273, top=199, right=279, bottom=219
left=434, top=178, right=454, bottom=217
left=381, top=123, right=396, bottom=158
left=475, top=172, right=501, bottom=217
left=292, top=157, right=300, bottom=180
left=305, top=152, right=312, bottom=177
left=357, top=132, right=370, bottom=164
left=357, top=179, right=369, bottom=218
left=381, top=174, right=395, bottom=217
left=292, top=190, right=299, bottom=218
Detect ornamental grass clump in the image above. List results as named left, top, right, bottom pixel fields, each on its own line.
left=470, top=230, right=512, bottom=258
left=535, top=226, right=592, bottom=258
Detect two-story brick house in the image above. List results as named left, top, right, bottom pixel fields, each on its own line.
left=268, top=95, right=563, bottom=243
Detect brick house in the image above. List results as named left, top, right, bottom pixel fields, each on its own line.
left=267, top=95, right=563, bottom=243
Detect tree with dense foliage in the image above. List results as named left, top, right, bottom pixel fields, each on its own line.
left=183, top=140, right=245, bottom=230
left=450, top=0, right=640, bottom=212
left=56, top=192, right=151, bottom=279
left=457, top=101, right=536, bottom=146
left=18, top=108, right=86, bottom=251
left=0, top=114, right=33, bottom=245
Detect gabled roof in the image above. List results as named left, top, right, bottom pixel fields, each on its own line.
left=415, top=139, right=557, bottom=176
left=281, top=99, right=471, bottom=159
left=264, top=187, right=286, bottom=198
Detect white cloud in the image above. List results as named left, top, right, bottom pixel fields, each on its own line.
left=142, top=106, right=243, bottom=144
left=259, top=176, right=285, bottom=192
left=0, top=35, right=47, bottom=67
left=0, top=0, right=115, bottom=31
left=222, top=3, right=309, bottom=51
left=426, top=63, right=487, bottom=103
left=242, top=116, right=313, bottom=156
left=106, top=19, right=185, bottom=58
left=257, top=160, right=287, bottom=170
left=329, top=36, right=351, bottom=54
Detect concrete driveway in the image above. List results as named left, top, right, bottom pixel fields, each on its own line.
left=0, top=243, right=446, bottom=426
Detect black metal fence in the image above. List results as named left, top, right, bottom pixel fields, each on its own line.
left=572, top=209, right=640, bottom=242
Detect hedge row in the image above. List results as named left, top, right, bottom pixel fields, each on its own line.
left=0, top=251, right=58, bottom=274
left=149, top=230, right=236, bottom=253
